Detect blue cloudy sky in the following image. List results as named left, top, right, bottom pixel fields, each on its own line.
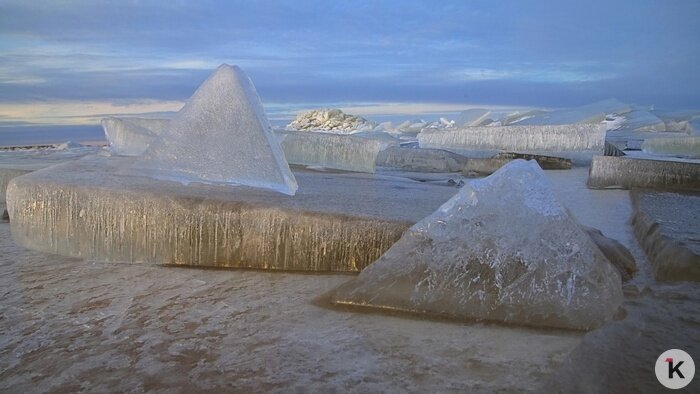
left=1, top=0, right=699, bottom=137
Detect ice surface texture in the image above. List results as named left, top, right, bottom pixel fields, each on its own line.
left=418, top=124, right=606, bottom=152
left=134, top=64, right=297, bottom=195
left=278, top=131, right=392, bottom=173
left=331, top=160, right=623, bottom=330
left=101, top=117, right=170, bottom=156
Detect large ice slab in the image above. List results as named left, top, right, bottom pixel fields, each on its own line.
left=7, top=155, right=457, bottom=271
left=587, top=156, right=700, bottom=191
left=277, top=131, right=391, bottom=173
left=418, top=124, right=606, bottom=152
left=631, top=191, right=700, bottom=282
left=330, top=160, right=623, bottom=330
left=135, top=64, right=297, bottom=195
left=101, top=117, right=170, bottom=156
left=375, top=147, right=467, bottom=172
left=641, top=135, right=700, bottom=159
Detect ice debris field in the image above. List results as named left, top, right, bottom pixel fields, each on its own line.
left=1, top=64, right=699, bottom=392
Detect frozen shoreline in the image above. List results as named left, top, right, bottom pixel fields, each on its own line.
left=1, top=144, right=698, bottom=391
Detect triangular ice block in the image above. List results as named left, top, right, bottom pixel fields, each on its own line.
left=135, top=64, right=298, bottom=195
left=330, top=160, right=623, bottom=330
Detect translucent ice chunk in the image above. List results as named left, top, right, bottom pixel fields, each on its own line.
left=455, top=109, right=491, bottom=127
left=376, top=147, right=467, bottom=172
left=641, top=135, right=700, bottom=159
left=587, top=156, right=700, bottom=191
left=330, top=160, right=623, bottom=330
left=135, top=64, right=297, bottom=195
left=622, top=110, right=666, bottom=132
left=518, top=99, right=632, bottom=125
left=101, top=117, right=170, bottom=156
left=278, top=131, right=391, bottom=173
left=418, top=124, right=606, bottom=152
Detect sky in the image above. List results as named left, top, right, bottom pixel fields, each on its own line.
left=1, top=0, right=699, bottom=135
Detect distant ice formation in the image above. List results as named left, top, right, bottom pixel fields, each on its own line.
left=134, top=64, right=298, bottom=195
left=330, top=160, right=623, bottom=330
left=641, top=136, right=700, bottom=159
left=621, top=109, right=666, bottom=132
left=54, top=141, right=84, bottom=150
left=287, top=109, right=376, bottom=133
left=386, top=118, right=455, bottom=133
left=286, top=109, right=459, bottom=135
left=455, top=108, right=492, bottom=127
left=518, top=98, right=632, bottom=125
left=418, top=124, right=606, bottom=152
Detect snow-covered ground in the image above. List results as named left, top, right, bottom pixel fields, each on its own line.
left=283, top=99, right=700, bottom=138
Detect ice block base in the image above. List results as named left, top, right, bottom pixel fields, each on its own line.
left=7, top=156, right=457, bottom=272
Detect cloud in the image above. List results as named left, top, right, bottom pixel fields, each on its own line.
left=0, top=100, right=183, bottom=125
left=0, top=0, right=698, bottom=126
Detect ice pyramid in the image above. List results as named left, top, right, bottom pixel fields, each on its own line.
left=330, top=160, right=623, bottom=330
left=135, top=64, right=297, bottom=195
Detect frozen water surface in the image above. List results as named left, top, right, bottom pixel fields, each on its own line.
left=0, top=222, right=584, bottom=392
left=1, top=156, right=697, bottom=391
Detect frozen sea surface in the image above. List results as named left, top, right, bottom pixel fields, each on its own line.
left=0, top=221, right=582, bottom=392
left=0, top=125, right=105, bottom=147
left=1, top=163, right=697, bottom=391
